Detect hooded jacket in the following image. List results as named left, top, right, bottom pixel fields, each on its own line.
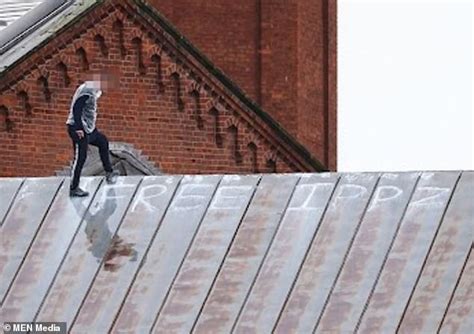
left=66, top=81, right=102, bottom=133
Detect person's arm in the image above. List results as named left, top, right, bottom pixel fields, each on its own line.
left=72, top=95, right=88, bottom=137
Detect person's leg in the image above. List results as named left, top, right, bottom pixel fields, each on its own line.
left=68, top=127, right=88, bottom=190
left=88, top=129, right=113, bottom=173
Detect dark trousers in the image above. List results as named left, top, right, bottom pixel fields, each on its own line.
left=67, top=126, right=113, bottom=190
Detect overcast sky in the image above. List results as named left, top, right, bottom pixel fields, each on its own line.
left=338, top=0, right=473, bottom=172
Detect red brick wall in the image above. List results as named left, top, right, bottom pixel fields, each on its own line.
left=298, top=0, right=327, bottom=167
left=0, top=1, right=317, bottom=177
left=328, top=0, right=338, bottom=171
left=260, top=0, right=299, bottom=141
left=151, top=0, right=261, bottom=102
left=149, top=0, right=337, bottom=170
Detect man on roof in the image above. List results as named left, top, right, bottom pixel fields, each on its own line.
left=66, top=72, right=119, bottom=197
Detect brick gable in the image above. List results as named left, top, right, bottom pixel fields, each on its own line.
left=149, top=0, right=338, bottom=170
left=0, top=0, right=325, bottom=176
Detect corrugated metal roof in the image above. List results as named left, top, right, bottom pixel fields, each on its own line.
left=0, top=171, right=472, bottom=333
left=0, top=0, right=43, bottom=31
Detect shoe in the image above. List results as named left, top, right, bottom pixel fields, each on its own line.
left=70, top=187, right=89, bottom=197
left=106, top=170, right=119, bottom=184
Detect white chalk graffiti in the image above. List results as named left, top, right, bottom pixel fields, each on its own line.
left=170, top=183, right=215, bottom=211
left=88, top=183, right=136, bottom=214
left=209, top=185, right=254, bottom=210
left=288, top=183, right=334, bottom=211
left=19, top=191, right=34, bottom=201
left=130, top=184, right=168, bottom=213
left=332, top=184, right=368, bottom=207
left=100, top=183, right=136, bottom=201
left=382, top=173, right=399, bottom=180
left=410, top=187, right=450, bottom=207
left=367, top=185, right=403, bottom=211
left=81, top=177, right=94, bottom=189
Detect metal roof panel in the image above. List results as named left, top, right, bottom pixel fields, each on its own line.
left=0, top=171, right=472, bottom=333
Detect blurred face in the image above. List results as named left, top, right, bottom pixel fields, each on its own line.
left=92, top=73, right=119, bottom=92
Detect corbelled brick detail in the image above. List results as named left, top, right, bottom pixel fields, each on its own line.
left=0, top=0, right=322, bottom=177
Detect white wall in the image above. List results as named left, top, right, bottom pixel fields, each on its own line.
left=338, top=0, right=473, bottom=171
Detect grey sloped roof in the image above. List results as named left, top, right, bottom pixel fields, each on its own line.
left=0, top=0, right=98, bottom=71
left=0, top=0, right=42, bottom=31
left=1, top=171, right=472, bottom=333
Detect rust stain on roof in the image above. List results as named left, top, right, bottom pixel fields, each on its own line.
left=0, top=171, right=472, bottom=333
